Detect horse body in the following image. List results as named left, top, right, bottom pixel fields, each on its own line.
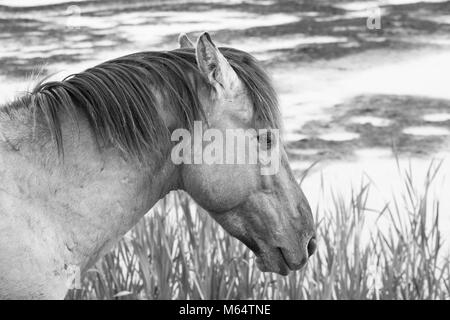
left=0, top=103, right=179, bottom=298
left=0, top=33, right=315, bottom=299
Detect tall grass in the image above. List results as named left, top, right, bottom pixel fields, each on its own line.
left=68, top=161, right=450, bottom=300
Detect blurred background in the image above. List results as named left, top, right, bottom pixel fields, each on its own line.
left=1, top=0, right=450, bottom=299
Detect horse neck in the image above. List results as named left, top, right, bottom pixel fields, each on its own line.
left=0, top=105, right=180, bottom=298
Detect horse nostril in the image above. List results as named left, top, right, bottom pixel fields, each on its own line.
left=307, top=237, right=317, bottom=257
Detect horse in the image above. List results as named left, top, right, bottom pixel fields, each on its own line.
left=0, top=32, right=316, bottom=299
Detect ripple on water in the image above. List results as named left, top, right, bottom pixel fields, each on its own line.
left=349, top=116, right=392, bottom=127
left=0, top=0, right=87, bottom=6
left=288, top=149, right=321, bottom=156
left=355, top=148, right=393, bottom=158
left=120, top=12, right=300, bottom=46
left=319, top=132, right=360, bottom=142
left=335, top=0, right=449, bottom=11
left=284, top=132, right=309, bottom=142
left=231, top=35, right=348, bottom=54
left=403, top=126, right=450, bottom=136
left=423, top=113, right=450, bottom=122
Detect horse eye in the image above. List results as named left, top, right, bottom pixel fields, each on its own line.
left=209, top=63, right=217, bottom=72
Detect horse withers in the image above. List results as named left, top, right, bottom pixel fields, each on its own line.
left=0, top=33, right=315, bottom=299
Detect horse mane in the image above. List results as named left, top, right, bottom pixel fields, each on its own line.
left=3, top=47, right=280, bottom=161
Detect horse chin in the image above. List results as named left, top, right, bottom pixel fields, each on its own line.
left=255, top=252, right=291, bottom=276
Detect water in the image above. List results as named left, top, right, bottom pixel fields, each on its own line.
left=319, top=132, right=360, bottom=142
left=0, top=0, right=89, bottom=6
left=335, top=0, right=450, bottom=11
left=349, top=116, right=392, bottom=127
left=1, top=0, right=450, bottom=238
left=403, top=126, right=450, bottom=136
left=229, top=35, right=349, bottom=60
left=424, top=113, right=450, bottom=122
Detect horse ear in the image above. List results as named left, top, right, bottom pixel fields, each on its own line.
left=178, top=33, right=194, bottom=48
left=195, top=32, right=241, bottom=95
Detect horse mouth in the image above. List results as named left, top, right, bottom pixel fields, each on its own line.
left=255, top=247, right=307, bottom=276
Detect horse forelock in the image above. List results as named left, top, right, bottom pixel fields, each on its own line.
left=2, top=47, right=280, bottom=162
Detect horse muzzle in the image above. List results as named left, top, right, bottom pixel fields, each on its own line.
left=255, top=234, right=316, bottom=276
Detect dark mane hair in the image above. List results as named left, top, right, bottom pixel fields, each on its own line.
left=4, top=47, right=280, bottom=161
